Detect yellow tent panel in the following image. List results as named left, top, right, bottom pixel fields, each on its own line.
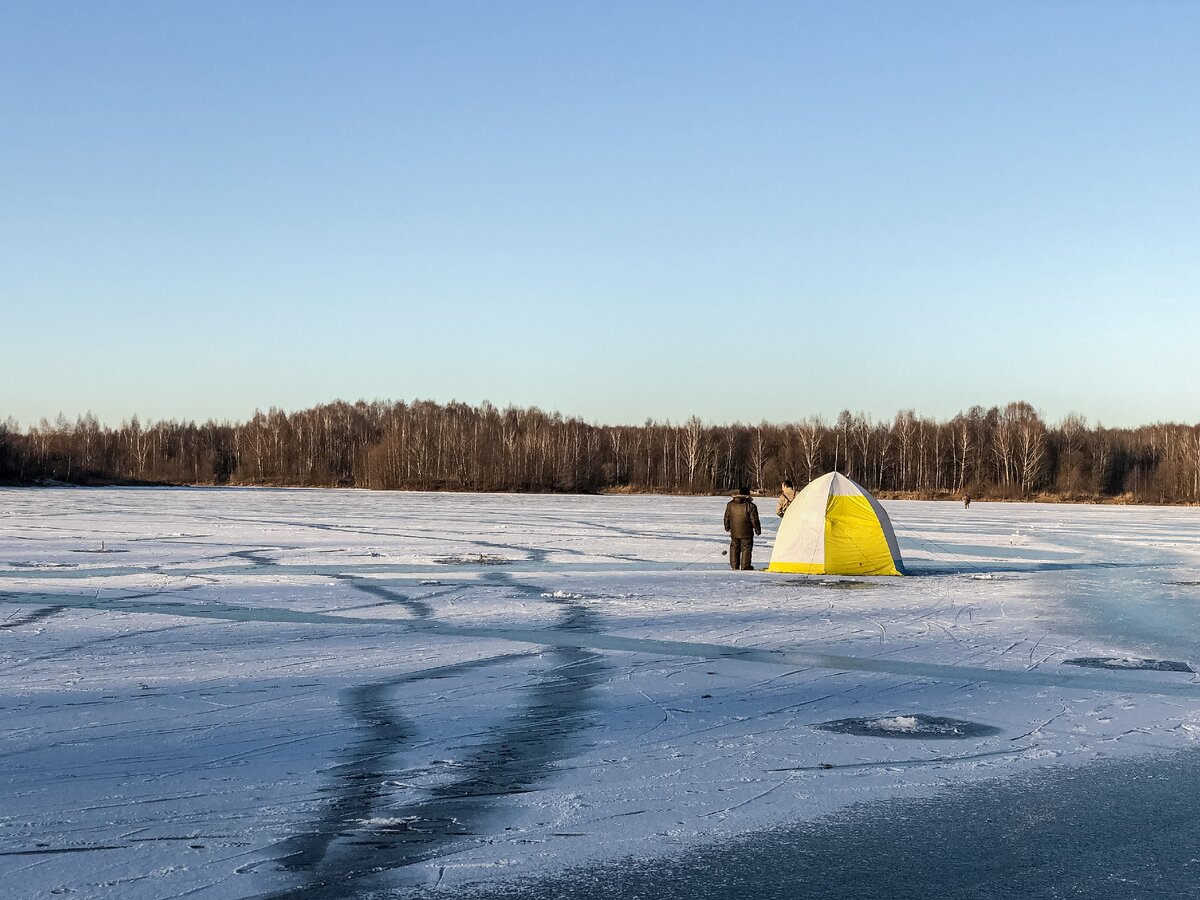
left=768, top=473, right=904, bottom=576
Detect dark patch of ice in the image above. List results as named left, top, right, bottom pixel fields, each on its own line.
left=452, top=748, right=1200, bottom=900
left=263, top=578, right=605, bottom=900
left=432, top=554, right=514, bottom=566
left=1066, top=657, right=1194, bottom=673
left=230, top=548, right=279, bottom=567
left=0, top=606, right=64, bottom=629
left=816, top=714, right=1002, bottom=740
left=5, top=561, right=76, bottom=569
left=338, top=576, right=433, bottom=619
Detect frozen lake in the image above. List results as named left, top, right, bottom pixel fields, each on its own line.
left=3, top=487, right=1200, bottom=899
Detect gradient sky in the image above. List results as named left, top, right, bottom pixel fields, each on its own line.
left=3, top=2, right=1198, bottom=429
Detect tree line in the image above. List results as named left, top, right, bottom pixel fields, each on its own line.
left=2, top=399, right=1200, bottom=503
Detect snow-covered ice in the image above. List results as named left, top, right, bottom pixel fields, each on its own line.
left=3, top=487, right=1200, bottom=899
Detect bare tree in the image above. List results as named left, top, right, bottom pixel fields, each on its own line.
left=681, top=416, right=707, bottom=491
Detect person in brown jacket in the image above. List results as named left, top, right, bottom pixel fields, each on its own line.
left=724, top=486, right=762, bottom=571
left=776, top=479, right=797, bottom=517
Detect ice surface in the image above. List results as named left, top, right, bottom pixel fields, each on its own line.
left=3, top=488, right=1200, bottom=899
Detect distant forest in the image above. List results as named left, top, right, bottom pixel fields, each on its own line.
left=2, top=399, right=1199, bottom=503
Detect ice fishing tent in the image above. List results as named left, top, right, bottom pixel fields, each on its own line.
left=768, top=473, right=905, bottom=575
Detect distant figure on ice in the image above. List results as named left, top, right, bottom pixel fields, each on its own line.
left=776, top=479, right=797, bottom=517
left=724, top=486, right=761, bottom=571
left=963, top=492, right=972, bottom=509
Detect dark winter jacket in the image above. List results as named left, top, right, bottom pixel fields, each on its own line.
left=724, top=494, right=762, bottom=539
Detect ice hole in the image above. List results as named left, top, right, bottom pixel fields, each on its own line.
left=816, top=714, right=1002, bottom=739
left=1065, top=657, right=1194, bottom=673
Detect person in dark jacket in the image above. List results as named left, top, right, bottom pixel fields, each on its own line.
left=724, top=486, right=762, bottom=571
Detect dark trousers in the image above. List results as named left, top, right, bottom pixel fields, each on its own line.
left=729, top=537, right=754, bottom=570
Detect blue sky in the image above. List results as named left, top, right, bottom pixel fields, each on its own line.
left=3, top=2, right=1198, bottom=429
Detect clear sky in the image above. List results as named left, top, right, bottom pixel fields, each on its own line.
left=3, top=2, right=1198, bottom=430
